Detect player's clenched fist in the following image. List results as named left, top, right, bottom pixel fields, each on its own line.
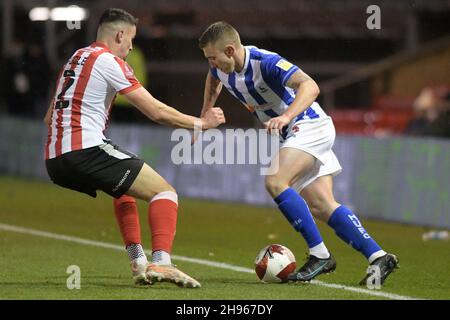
left=201, top=107, right=226, bottom=129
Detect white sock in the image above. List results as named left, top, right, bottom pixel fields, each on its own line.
left=309, top=242, right=330, bottom=259
left=132, top=255, right=148, bottom=266
left=368, top=250, right=387, bottom=264
left=126, top=243, right=147, bottom=263
left=152, top=250, right=171, bottom=265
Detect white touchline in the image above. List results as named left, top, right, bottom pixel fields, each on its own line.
left=0, top=222, right=422, bottom=300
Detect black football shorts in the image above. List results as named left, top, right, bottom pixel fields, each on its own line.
left=45, top=141, right=144, bottom=198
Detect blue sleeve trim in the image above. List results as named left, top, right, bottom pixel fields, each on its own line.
left=281, top=66, right=300, bottom=86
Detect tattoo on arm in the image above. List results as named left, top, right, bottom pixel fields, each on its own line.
left=285, top=70, right=314, bottom=90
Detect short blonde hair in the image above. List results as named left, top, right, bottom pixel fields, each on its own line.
left=198, top=21, right=240, bottom=49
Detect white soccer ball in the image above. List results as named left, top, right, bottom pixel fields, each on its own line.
left=254, top=244, right=297, bottom=283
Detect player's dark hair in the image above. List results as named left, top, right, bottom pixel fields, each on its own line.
left=198, top=21, right=239, bottom=48
left=98, top=8, right=138, bottom=27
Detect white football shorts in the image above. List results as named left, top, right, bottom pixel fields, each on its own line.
left=280, top=117, right=342, bottom=192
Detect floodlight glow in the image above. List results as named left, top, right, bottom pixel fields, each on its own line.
left=29, top=6, right=88, bottom=21
left=29, top=7, right=50, bottom=21
left=51, top=6, right=88, bottom=21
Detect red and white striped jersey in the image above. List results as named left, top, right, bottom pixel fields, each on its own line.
left=45, top=42, right=141, bottom=159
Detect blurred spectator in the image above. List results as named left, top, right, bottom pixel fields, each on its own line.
left=111, top=45, right=148, bottom=123
left=3, top=40, right=28, bottom=117
left=24, top=42, right=51, bottom=118
left=3, top=40, right=51, bottom=118
left=405, top=86, right=450, bottom=138
left=430, top=88, right=450, bottom=138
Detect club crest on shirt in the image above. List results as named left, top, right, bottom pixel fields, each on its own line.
left=276, top=59, right=293, bottom=71
left=258, top=86, right=268, bottom=93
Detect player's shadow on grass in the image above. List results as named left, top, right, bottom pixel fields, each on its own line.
left=0, top=280, right=163, bottom=292
left=79, top=275, right=196, bottom=290
left=207, top=277, right=314, bottom=287
left=0, top=275, right=144, bottom=290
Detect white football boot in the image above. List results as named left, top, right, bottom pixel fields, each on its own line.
left=131, top=261, right=152, bottom=285
left=145, top=263, right=201, bottom=288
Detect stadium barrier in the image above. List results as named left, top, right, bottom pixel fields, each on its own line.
left=1, top=115, right=448, bottom=229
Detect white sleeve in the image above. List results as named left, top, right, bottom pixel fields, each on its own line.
left=97, top=53, right=142, bottom=94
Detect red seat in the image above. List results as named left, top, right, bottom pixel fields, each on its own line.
left=329, top=108, right=414, bottom=135
left=373, top=95, right=415, bottom=110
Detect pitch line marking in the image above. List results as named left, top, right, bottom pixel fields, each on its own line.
left=0, top=223, right=421, bottom=300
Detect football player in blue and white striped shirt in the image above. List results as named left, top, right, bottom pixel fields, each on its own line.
left=198, top=22, right=398, bottom=285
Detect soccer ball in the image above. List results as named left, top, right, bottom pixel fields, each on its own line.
left=254, top=244, right=297, bottom=283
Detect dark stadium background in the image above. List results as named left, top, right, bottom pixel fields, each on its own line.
left=0, top=0, right=449, bottom=301
left=1, top=0, right=449, bottom=134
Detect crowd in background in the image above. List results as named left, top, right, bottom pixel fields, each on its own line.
left=0, top=40, right=448, bottom=139
left=405, top=85, right=450, bottom=138
left=0, top=34, right=450, bottom=138
left=1, top=40, right=51, bottom=119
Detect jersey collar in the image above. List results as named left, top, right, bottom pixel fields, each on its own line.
left=90, top=41, right=111, bottom=52
left=235, top=46, right=250, bottom=76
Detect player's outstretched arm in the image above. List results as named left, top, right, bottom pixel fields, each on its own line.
left=191, top=71, right=224, bottom=144
left=200, top=71, right=223, bottom=117
left=123, top=87, right=225, bottom=130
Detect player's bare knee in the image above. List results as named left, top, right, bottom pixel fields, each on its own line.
left=307, top=198, right=339, bottom=222
left=265, top=175, right=288, bottom=198
left=264, top=175, right=276, bottom=193
left=151, top=183, right=176, bottom=199
left=150, top=188, right=178, bottom=205
left=308, top=203, right=328, bottom=222
left=151, top=180, right=175, bottom=194
left=164, top=184, right=176, bottom=194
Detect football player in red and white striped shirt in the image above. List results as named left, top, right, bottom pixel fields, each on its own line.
left=44, top=8, right=225, bottom=288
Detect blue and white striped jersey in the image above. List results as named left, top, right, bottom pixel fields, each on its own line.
left=210, top=46, right=328, bottom=137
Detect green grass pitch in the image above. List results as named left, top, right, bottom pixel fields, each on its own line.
left=0, top=176, right=449, bottom=300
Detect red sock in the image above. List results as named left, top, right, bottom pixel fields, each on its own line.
left=113, top=195, right=141, bottom=246
left=148, top=191, right=178, bottom=253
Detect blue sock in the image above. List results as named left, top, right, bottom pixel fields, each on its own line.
left=274, top=188, right=323, bottom=248
left=328, top=205, right=382, bottom=259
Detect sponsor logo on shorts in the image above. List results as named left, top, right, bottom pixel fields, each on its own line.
left=112, top=169, right=131, bottom=192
